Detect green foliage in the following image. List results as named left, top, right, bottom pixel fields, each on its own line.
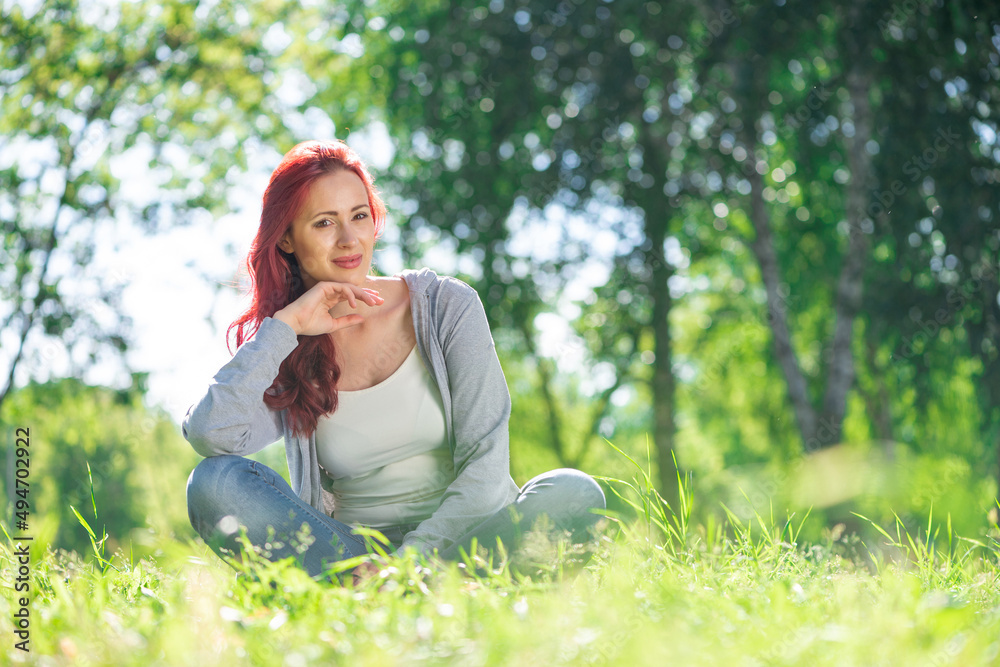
left=3, top=11, right=1000, bottom=658
left=69, top=462, right=117, bottom=575
left=0, top=0, right=297, bottom=412
left=2, top=451, right=999, bottom=665
left=303, top=0, right=1000, bottom=510
left=701, top=440, right=998, bottom=549
left=1, top=378, right=199, bottom=556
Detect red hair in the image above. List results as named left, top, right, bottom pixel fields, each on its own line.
left=228, top=140, right=387, bottom=436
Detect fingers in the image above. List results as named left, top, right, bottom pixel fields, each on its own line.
left=347, top=285, right=383, bottom=307
left=328, top=313, right=364, bottom=333
left=362, top=290, right=384, bottom=306
left=283, top=282, right=384, bottom=336
left=340, top=284, right=357, bottom=309
left=318, top=282, right=383, bottom=309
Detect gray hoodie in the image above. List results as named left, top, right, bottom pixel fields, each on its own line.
left=182, top=267, right=521, bottom=555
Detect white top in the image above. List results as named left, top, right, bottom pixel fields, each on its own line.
left=314, top=346, right=454, bottom=529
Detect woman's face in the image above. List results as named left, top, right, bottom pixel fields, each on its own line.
left=278, top=169, right=375, bottom=289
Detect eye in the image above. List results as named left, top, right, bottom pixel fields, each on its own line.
left=353, top=211, right=369, bottom=221
left=315, top=218, right=335, bottom=228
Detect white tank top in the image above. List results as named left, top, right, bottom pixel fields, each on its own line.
left=314, top=346, right=454, bottom=529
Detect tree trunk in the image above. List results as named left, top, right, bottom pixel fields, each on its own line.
left=745, top=162, right=819, bottom=446
left=737, top=17, right=875, bottom=454
left=820, top=53, right=874, bottom=449
left=860, top=328, right=895, bottom=460
left=0, top=188, right=68, bottom=419
left=647, top=214, right=679, bottom=508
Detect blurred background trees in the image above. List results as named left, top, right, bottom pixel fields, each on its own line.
left=2, top=0, right=999, bottom=553
left=3, top=376, right=198, bottom=555
left=307, top=0, right=1000, bottom=523
left=0, top=0, right=298, bottom=415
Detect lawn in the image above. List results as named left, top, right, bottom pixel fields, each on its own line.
left=3, top=475, right=999, bottom=666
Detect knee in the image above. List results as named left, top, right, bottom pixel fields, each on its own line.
left=537, top=468, right=606, bottom=515
left=187, top=455, right=246, bottom=497
left=186, top=455, right=249, bottom=521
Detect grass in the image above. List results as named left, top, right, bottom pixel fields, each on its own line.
left=2, top=461, right=1000, bottom=666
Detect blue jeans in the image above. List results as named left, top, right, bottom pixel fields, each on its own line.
left=186, top=455, right=606, bottom=579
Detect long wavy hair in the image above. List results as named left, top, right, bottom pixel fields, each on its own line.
left=228, top=140, right=387, bottom=436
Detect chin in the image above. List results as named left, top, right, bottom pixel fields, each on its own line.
left=338, top=269, right=371, bottom=285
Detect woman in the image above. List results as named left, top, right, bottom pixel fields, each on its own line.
left=184, top=140, right=605, bottom=581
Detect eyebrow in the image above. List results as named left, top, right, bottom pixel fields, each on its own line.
left=309, top=203, right=370, bottom=219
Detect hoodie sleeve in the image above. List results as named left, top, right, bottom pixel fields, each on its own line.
left=182, top=317, right=299, bottom=457
left=397, top=278, right=520, bottom=556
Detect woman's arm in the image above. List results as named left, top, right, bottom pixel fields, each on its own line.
left=183, top=282, right=384, bottom=457
left=397, top=281, right=520, bottom=555
left=182, top=317, right=298, bottom=457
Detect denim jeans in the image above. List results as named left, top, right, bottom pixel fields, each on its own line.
left=186, top=455, right=606, bottom=579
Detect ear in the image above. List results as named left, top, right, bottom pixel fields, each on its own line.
left=277, top=231, right=294, bottom=254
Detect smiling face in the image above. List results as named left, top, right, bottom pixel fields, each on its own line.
left=278, top=169, right=375, bottom=289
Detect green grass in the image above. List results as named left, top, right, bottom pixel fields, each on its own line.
left=2, top=469, right=1000, bottom=666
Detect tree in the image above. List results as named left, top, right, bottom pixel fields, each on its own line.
left=288, top=0, right=1000, bottom=506
left=687, top=0, right=879, bottom=452
left=855, top=0, right=1000, bottom=483
left=0, top=0, right=298, bottom=417
left=302, top=0, right=715, bottom=504
left=686, top=0, right=1000, bottom=472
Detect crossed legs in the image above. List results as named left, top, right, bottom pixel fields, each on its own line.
left=187, top=455, right=606, bottom=579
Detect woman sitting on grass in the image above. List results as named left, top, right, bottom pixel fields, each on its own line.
left=183, top=139, right=605, bottom=581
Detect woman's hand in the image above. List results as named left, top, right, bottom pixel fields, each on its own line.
left=273, top=281, right=384, bottom=336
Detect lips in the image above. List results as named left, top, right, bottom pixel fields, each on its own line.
left=333, top=254, right=363, bottom=269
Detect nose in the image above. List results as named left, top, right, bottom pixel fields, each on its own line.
left=337, top=224, right=358, bottom=248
